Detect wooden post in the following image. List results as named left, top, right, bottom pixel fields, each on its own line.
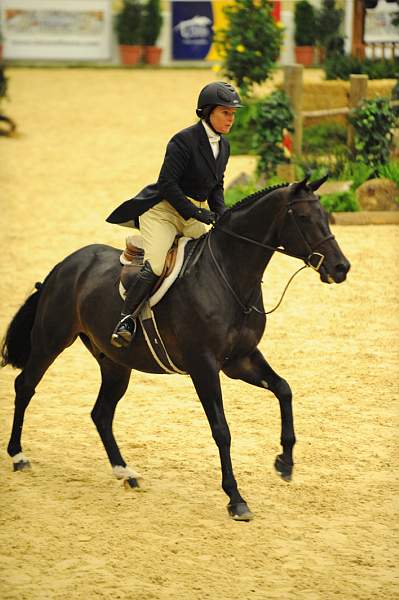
left=347, top=74, right=368, bottom=155
left=284, top=64, right=303, bottom=157
left=352, top=0, right=366, bottom=59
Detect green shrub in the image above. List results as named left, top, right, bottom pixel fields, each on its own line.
left=302, top=123, right=347, bottom=154
left=142, top=0, right=163, bottom=46
left=294, top=0, right=317, bottom=46
left=295, top=153, right=348, bottom=180
left=215, top=0, right=283, bottom=96
left=253, top=90, right=294, bottom=176
left=377, top=161, right=399, bottom=187
left=225, top=181, right=257, bottom=207
left=349, top=97, right=396, bottom=170
left=320, top=191, right=359, bottom=213
left=228, top=100, right=259, bottom=155
left=324, top=55, right=398, bottom=80
left=315, top=0, right=344, bottom=59
left=342, top=161, right=374, bottom=189
left=115, top=0, right=143, bottom=45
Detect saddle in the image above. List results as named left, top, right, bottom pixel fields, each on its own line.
left=119, top=234, right=180, bottom=296
left=117, top=234, right=207, bottom=374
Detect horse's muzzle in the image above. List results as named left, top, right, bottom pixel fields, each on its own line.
left=320, top=259, right=350, bottom=284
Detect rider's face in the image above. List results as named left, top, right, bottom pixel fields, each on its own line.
left=210, top=106, right=236, bottom=134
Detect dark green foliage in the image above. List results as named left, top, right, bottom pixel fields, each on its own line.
left=142, top=0, right=163, bottom=46
left=302, top=123, right=347, bottom=155
left=225, top=181, right=257, bottom=207
left=320, top=191, right=359, bottom=213
left=392, top=78, right=399, bottom=117
left=228, top=100, right=259, bottom=155
left=253, top=91, right=294, bottom=176
left=377, top=161, right=399, bottom=188
left=215, top=0, right=283, bottom=96
left=294, top=0, right=317, bottom=46
left=349, top=97, right=396, bottom=170
left=316, top=0, right=344, bottom=58
left=324, top=55, right=398, bottom=80
left=115, top=0, right=143, bottom=45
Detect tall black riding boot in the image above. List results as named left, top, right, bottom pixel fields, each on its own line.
left=111, top=260, right=158, bottom=349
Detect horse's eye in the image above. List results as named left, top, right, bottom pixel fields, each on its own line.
left=298, top=215, right=311, bottom=223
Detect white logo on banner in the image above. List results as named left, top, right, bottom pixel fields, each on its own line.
left=174, top=15, right=212, bottom=40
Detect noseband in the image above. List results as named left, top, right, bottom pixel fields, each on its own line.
left=208, top=197, right=335, bottom=315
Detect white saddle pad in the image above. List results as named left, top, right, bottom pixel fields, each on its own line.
left=119, top=236, right=191, bottom=307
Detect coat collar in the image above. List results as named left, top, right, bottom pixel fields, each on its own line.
left=196, top=121, right=227, bottom=177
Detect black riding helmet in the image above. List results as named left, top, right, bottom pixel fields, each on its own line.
left=196, top=81, right=243, bottom=120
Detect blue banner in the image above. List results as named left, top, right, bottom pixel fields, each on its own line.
left=172, top=2, right=214, bottom=60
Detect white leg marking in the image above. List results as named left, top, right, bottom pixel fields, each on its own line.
left=12, top=452, right=28, bottom=463
left=261, top=379, right=269, bottom=389
left=112, top=465, right=142, bottom=480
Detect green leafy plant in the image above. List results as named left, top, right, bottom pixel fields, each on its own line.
left=115, top=0, right=143, bottom=45
left=342, top=161, right=374, bottom=190
left=324, top=55, right=398, bottom=80
left=377, top=161, right=399, bottom=187
left=303, top=123, right=347, bottom=155
left=294, top=0, right=317, bottom=46
left=142, top=0, right=163, bottom=46
left=315, top=0, right=344, bottom=58
left=228, top=99, right=259, bottom=155
left=215, top=0, right=283, bottom=96
left=253, top=90, right=294, bottom=176
left=349, top=97, right=396, bottom=170
left=320, top=190, right=359, bottom=213
left=225, top=180, right=257, bottom=207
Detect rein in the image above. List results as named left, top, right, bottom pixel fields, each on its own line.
left=208, top=200, right=335, bottom=316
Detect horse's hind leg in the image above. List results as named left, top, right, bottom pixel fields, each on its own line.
left=223, top=348, right=295, bottom=481
left=90, top=355, right=141, bottom=488
left=8, top=351, right=60, bottom=471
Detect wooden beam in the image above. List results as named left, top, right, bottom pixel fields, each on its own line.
left=352, top=0, right=366, bottom=59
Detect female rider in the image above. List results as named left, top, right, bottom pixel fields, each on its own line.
left=106, top=81, right=243, bottom=349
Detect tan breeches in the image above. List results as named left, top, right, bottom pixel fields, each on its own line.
left=139, top=199, right=211, bottom=275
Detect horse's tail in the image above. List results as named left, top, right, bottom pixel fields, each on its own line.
left=0, top=282, right=45, bottom=370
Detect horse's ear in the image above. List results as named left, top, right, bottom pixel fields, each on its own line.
left=308, top=173, right=329, bottom=192
left=290, top=174, right=310, bottom=195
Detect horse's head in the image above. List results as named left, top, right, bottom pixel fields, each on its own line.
left=278, top=175, right=350, bottom=284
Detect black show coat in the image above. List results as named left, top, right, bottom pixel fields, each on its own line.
left=106, top=121, right=230, bottom=228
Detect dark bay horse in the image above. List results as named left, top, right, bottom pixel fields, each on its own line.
left=1, top=177, right=350, bottom=521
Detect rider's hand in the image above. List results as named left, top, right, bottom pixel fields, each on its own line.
left=193, top=208, right=218, bottom=225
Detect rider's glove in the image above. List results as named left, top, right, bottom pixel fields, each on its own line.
left=193, top=208, right=218, bottom=225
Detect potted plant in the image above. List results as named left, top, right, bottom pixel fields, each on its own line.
left=294, top=0, right=317, bottom=66
left=315, top=0, right=344, bottom=63
left=142, top=0, right=163, bottom=65
left=115, top=0, right=143, bottom=66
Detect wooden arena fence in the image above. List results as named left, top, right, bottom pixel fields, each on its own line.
left=283, top=64, right=398, bottom=158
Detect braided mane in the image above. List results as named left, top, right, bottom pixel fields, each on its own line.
left=226, top=182, right=289, bottom=215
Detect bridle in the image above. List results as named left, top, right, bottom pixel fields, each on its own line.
left=207, top=197, right=335, bottom=315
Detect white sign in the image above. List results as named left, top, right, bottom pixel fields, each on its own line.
left=1, top=0, right=112, bottom=60
left=364, top=0, right=399, bottom=43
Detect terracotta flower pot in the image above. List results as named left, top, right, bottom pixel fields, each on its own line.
left=119, top=44, right=143, bottom=66
left=294, top=46, right=315, bottom=67
left=143, top=46, right=162, bottom=66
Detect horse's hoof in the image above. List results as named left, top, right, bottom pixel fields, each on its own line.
left=274, top=455, right=293, bottom=482
left=13, top=459, right=31, bottom=472
left=227, top=502, right=254, bottom=522
left=123, top=477, right=142, bottom=490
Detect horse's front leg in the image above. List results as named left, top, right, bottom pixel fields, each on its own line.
left=223, top=348, right=295, bottom=481
left=188, top=357, right=254, bottom=521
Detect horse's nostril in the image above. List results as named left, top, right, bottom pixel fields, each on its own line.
left=337, top=262, right=350, bottom=274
